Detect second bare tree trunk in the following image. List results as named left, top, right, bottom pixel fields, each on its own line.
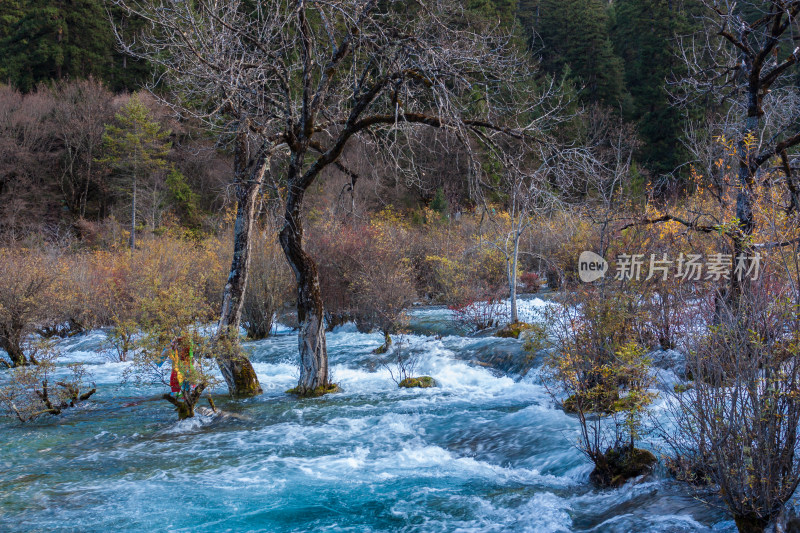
left=279, top=186, right=330, bottom=396
left=508, top=230, right=521, bottom=324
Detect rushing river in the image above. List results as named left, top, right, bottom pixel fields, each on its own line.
left=0, top=299, right=734, bottom=532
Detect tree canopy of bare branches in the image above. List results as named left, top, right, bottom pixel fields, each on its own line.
left=672, top=0, right=800, bottom=298
left=111, top=0, right=562, bottom=396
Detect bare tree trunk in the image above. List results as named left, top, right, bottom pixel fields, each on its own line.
left=279, top=185, right=330, bottom=396
left=81, top=157, right=92, bottom=219
left=509, top=231, right=520, bottom=324
left=215, top=135, right=266, bottom=398
left=130, top=177, right=136, bottom=250
left=728, top=95, right=758, bottom=306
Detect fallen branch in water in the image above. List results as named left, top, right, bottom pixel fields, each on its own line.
left=10, top=379, right=96, bottom=422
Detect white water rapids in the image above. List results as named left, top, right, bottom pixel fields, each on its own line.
left=0, top=299, right=736, bottom=532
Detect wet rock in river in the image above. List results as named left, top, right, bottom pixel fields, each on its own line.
left=398, top=376, right=437, bottom=388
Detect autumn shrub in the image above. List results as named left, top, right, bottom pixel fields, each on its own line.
left=0, top=248, right=66, bottom=367
left=93, top=234, right=224, bottom=311
left=76, top=234, right=225, bottom=361
left=448, top=296, right=509, bottom=333
left=118, top=246, right=222, bottom=418
left=351, top=210, right=417, bottom=339
left=405, top=210, right=476, bottom=301
left=665, top=277, right=800, bottom=532
left=308, top=218, right=364, bottom=328
left=472, top=245, right=509, bottom=293
left=1, top=231, right=230, bottom=367
left=524, top=210, right=597, bottom=288
left=106, top=319, right=139, bottom=362
left=353, top=255, right=416, bottom=336
left=519, top=271, right=540, bottom=293
left=308, top=209, right=518, bottom=334
left=424, top=235, right=507, bottom=305
left=541, top=284, right=658, bottom=486
left=423, top=254, right=472, bottom=304
left=73, top=217, right=128, bottom=251
left=241, top=224, right=293, bottom=339
left=43, top=252, right=97, bottom=337
left=309, top=209, right=417, bottom=337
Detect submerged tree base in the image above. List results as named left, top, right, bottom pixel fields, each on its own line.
left=590, top=446, right=656, bottom=487
left=215, top=334, right=264, bottom=398
left=373, top=333, right=393, bottom=355
left=285, top=383, right=341, bottom=398
left=162, top=383, right=208, bottom=420
left=398, top=376, right=437, bottom=388
left=226, top=362, right=263, bottom=398
left=733, top=513, right=772, bottom=533
left=163, top=395, right=194, bottom=420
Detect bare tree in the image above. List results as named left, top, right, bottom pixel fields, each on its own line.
left=670, top=0, right=800, bottom=300
left=0, top=86, right=60, bottom=238
left=666, top=272, right=800, bottom=533
left=51, top=79, right=114, bottom=219
left=476, top=110, right=581, bottom=324
left=112, top=0, right=551, bottom=396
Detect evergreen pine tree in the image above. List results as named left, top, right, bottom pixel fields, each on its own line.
left=0, top=0, right=24, bottom=82
left=1, top=0, right=110, bottom=91
left=0, top=0, right=24, bottom=41
left=98, top=94, right=171, bottom=249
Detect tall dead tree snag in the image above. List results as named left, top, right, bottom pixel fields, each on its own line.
left=112, top=0, right=547, bottom=397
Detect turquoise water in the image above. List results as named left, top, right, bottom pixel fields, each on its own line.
left=0, top=304, right=733, bottom=532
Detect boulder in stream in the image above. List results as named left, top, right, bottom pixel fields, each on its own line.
left=398, top=376, right=437, bottom=388
left=496, top=322, right=535, bottom=339
left=590, top=445, right=657, bottom=487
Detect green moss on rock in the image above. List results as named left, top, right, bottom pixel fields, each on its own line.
left=398, top=376, right=437, bottom=388
left=286, top=383, right=342, bottom=397
left=496, top=322, right=535, bottom=339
